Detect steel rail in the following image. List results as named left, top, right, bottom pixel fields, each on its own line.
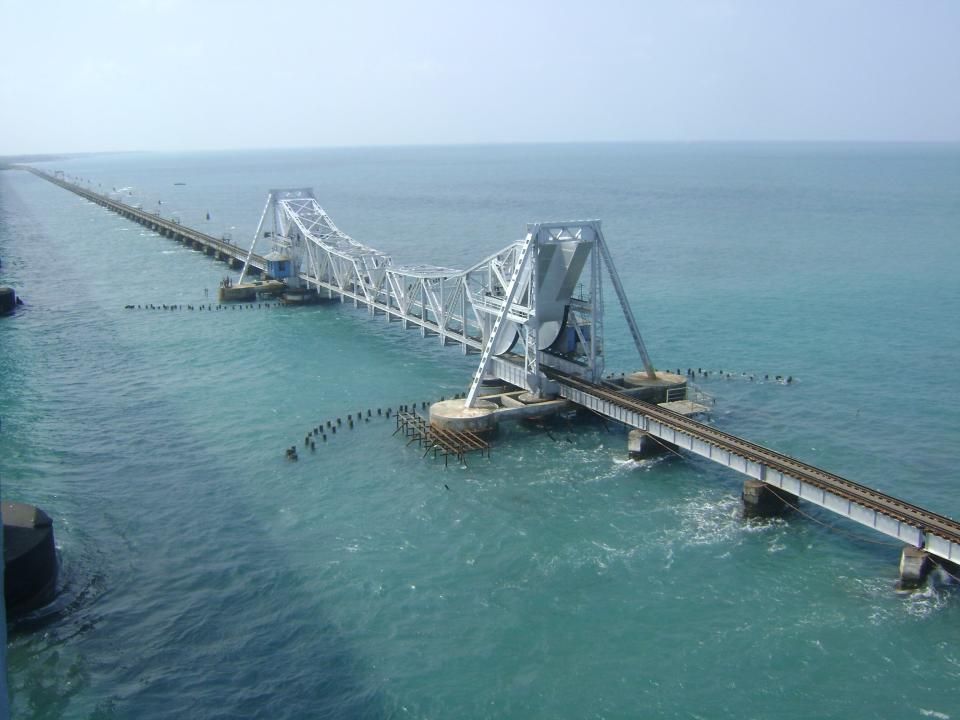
left=548, top=369, right=960, bottom=543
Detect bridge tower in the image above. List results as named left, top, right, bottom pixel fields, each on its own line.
left=238, top=188, right=330, bottom=287
left=463, top=220, right=656, bottom=406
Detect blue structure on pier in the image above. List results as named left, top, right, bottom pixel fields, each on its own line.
left=264, top=251, right=294, bottom=280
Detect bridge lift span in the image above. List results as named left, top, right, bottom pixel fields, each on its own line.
left=239, top=188, right=657, bottom=405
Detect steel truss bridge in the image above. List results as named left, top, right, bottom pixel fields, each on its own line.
left=239, top=188, right=657, bottom=407
left=29, top=172, right=960, bottom=569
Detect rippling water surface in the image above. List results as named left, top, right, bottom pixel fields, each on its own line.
left=1, top=144, right=959, bottom=718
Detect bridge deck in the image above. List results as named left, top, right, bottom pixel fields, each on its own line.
left=29, top=170, right=491, bottom=347
left=548, top=368, right=960, bottom=564
left=25, top=168, right=267, bottom=273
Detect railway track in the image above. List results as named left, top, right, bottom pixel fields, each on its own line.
left=549, top=369, right=960, bottom=544
left=26, top=168, right=263, bottom=267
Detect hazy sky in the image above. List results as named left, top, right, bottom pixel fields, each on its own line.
left=1, top=0, right=958, bottom=154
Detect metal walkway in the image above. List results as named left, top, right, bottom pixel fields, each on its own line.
left=393, top=410, right=491, bottom=466
left=548, top=368, right=960, bottom=565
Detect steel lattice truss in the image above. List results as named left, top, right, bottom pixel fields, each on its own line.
left=239, top=188, right=655, bottom=403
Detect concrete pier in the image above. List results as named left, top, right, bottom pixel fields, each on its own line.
left=619, top=370, right=687, bottom=403
left=429, top=398, right=499, bottom=436
left=282, top=287, right=322, bottom=305
left=429, top=386, right=579, bottom=436
left=218, top=279, right=285, bottom=302
left=742, top=479, right=795, bottom=517
left=428, top=370, right=703, bottom=453
left=3, top=501, right=58, bottom=616
left=898, top=546, right=932, bottom=589
left=0, top=286, right=17, bottom=314
left=628, top=429, right=676, bottom=459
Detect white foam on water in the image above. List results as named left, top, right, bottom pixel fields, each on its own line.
left=663, top=542, right=675, bottom=571
left=611, top=455, right=670, bottom=473
left=672, top=491, right=785, bottom=547
left=852, top=573, right=953, bottom=624
left=589, top=539, right=640, bottom=565
left=903, top=584, right=951, bottom=619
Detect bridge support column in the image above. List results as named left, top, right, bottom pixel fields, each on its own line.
left=742, top=479, right=794, bottom=517
left=3, top=501, right=58, bottom=617
left=628, top=429, right=675, bottom=460
left=430, top=399, right=498, bottom=438
left=898, top=546, right=932, bottom=589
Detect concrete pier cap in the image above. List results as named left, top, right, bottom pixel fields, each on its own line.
left=429, top=398, right=498, bottom=436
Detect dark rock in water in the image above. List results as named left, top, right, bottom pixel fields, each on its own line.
left=3, top=501, right=59, bottom=617
left=0, top=286, right=16, bottom=315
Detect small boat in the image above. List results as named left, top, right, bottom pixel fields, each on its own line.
left=174, top=182, right=186, bottom=186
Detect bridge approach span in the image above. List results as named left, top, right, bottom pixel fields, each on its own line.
left=548, top=368, right=960, bottom=565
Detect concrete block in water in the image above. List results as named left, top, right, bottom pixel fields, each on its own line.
left=3, top=501, right=58, bottom=616
left=0, top=286, right=16, bottom=315
left=742, top=479, right=793, bottom=517
left=430, top=398, right=498, bottom=437
left=898, top=546, right=931, bottom=589
left=627, top=429, right=675, bottom=460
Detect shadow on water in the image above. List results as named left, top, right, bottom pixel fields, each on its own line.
left=4, top=482, right=388, bottom=720
left=3, top=455, right=388, bottom=719
left=0, top=172, right=388, bottom=720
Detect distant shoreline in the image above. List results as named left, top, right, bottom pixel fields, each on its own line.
left=0, top=151, right=145, bottom=170
left=3, top=140, right=959, bottom=168
left=0, top=153, right=74, bottom=170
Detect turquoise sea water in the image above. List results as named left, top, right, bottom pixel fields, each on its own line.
left=1, top=144, right=959, bottom=719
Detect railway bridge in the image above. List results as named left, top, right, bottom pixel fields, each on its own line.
left=26, top=167, right=960, bottom=587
